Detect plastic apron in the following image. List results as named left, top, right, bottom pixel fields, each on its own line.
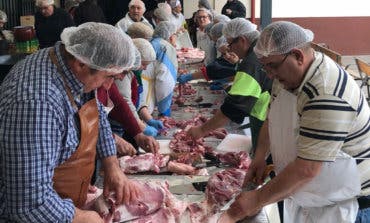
left=196, top=30, right=216, bottom=66
left=49, top=48, right=99, bottom=208
left=140, top=62, right=156, bottom=114
left=269, top=88, right=361, bottom=223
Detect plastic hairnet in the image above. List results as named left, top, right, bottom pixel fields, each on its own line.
left=214, top=14, right=230, bottom=24
left=127, top=22, right=154, bottom=39
left=223, top=18, right=259, bottom=42
left=153, top=21, right=177, bottom=40
left=35, top=0, right=54, bottom=7
left=61, top=22, right=136, bottom=73
left=0, top=10, right=7, bottom=22
left=132, top=47, right=142, bottom=70
left=209, top=22, right=225, bottom=40
left=254, top=21, right=314, bottom=58
left=198, top=0, right=212, bottom=10
left=132, top=38, right=156, bottom=62
left=128, top=0, right=146, bottom=12
left=215, top=36, right=227, bottom=50
left=153, top=7, right=171, bottom=22
left=169, top=0, right=181, bottom=8
left=157, top=3, right=172, bottom=15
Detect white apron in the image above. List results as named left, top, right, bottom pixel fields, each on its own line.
left=268, top=88, right=361, bottom=223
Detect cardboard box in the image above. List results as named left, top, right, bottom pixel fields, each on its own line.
left=20, top=15, right=35, bottom=27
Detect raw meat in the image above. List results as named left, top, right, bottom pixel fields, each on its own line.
left=217, top=151, right=252, bottom=170
left=119, top=153, right=170, bottom=174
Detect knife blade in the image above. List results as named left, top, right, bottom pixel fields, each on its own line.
left=178, top=102, right=213, bottom=108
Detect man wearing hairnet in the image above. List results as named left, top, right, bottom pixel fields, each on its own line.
left=115, top=0, right=153, bottom=33
left=219, top=21, right=370, bottom=223
left=150, top=3, right=171, bottom=28
left=187, top=18, right=272, bottom=154
left=140, top=21, right=178, bottom=117
left=0, top=22, right=140, bottom=222
left=35, top=0, right=74, bottom=48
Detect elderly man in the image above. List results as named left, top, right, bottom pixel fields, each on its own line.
left=35, top=0, right=74, bottom=48
left=219, top=21, right=370, bottom=223
left=116, top=0, right=153, bottom=33
left=187, top=18, right=272, bottom=152
left=0, top=22, right=140, bottom=222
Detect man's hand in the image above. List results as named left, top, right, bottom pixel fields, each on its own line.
left=114, top=134, right=136, bottom=156
left=223, top=52, right=239, bottom=64
left=73, top=208, right=103, bottom=223
left=102, top=156, right=140, bottom=204
left=243, top=157, right=267, bottom=187
left=218, top=211, right=238, bottom=223
left=186, top=125, right=206, bottom=140
left=134, top=133, right=159, bottom=154
left=143, top=125, right=158, bottom=137
left=227, top=190, right=262, bottom=221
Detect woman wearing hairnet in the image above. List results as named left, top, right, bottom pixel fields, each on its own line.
left=150, top=4, right=171, bottom=28
left=140, top=21, right=178, bottom=117
left=0, top=22, right=140, bottom=222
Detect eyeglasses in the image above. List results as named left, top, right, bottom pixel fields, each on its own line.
left=261, top=53, right=290, bottom=73
left=228, top=37, right=239, bottom=47
left=197, top=15, right=209, bottom=20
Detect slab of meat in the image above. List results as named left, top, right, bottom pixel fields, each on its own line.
left=169, top=131, right=208, bottom=154
left=166, top=161, right=208, bottom=176
left=216, top=151, right=252, bottom=170
left=119, top=153, right=170, bottom=174
left=94, top=181, right=166, bottom=223
left=205, top=168, right=246, bottom=210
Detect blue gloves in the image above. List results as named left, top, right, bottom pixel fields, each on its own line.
left=147, top=119, right=164, bottom=130
left=177, top=73, right=193, bottom=84
left=143, top=125, right=158, bottom=137
left=160, top=108, right=171, bottom=117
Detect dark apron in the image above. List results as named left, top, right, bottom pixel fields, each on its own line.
left=49, top=48, right=99, bottom=208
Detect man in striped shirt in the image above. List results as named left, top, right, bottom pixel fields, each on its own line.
left=219, top=21, right=370, bottom=223
left=0, top=23, right=140, bottom=222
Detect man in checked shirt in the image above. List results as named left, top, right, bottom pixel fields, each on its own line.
left=0, top=22, right=140, bottom=222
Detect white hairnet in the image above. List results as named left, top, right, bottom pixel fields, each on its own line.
left=214, top=14, right=230, bottom=24
left=254, top=21, right=314, bottom=58
left=153, top=21, right=177, bottom=40
left=132, top=38, right=156, bottom=62
left=0, top=10, right=7, bottom=22
left=215, top=36, right=227, bottom=50
left=196, top=8, right=213, bottom=22
left=198, top=0, right=211, bottom=10
left=61, top=22, right=136, bottom=73
left=128, top=0, right=146, bottom=12
left=169, top=0, right=181, bottom=8
left=204, top=22, right=214, bottom=35
left=132, top=47, right=142, bottom=70
left=153, top=7, right=171, bottom=22
left=209, top=22, right=225, bottom=40
left=223, top=18, right=259, bottom=42
left=127, top=22, right=154, bottom=39
left=157, top=3, right=172, bottom=15
left=35, top=0, right=54, bottom=7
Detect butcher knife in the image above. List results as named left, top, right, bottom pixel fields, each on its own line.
left=178, top=102, right=213, bottom=108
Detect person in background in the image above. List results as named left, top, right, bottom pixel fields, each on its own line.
left=115, top=0, right=153, bottom=33
left=73, top=0, right=106, bottom=25
left=221, top=0, right=246, bottom=19
left=127, top=21, right=154, bottom=40
left=0, top=10, right=14, bottom=54
left=150, top=3, right=171, bottom=28
left=198, top=0, right=212, bottom=10
left=140, top=21, right=178, bottom=117
left=186, top=18, right=272, bottom=154
left=195, top=8, right=216, bottom=66
left=219, top=21, right=370, bottom=223
left=213, top=13, right=231, bottom=24
left=0, top=22, right=139, bottom=222
left=115, top=38, right=164, bottom=138
left=65, top=0, right=79, bottom=18
left=177, top=23, right=236, bottom=87
left=35, top=0, right=74, bottom=48
left=169, top=0, right=185, bottom=31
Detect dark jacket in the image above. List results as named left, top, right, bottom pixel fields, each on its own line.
left=35, top=6, right=75, bottom=48
left=221, top=0, right=246, bottom=19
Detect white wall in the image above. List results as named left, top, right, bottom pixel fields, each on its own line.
left=184, top=0, right=370, bottom=19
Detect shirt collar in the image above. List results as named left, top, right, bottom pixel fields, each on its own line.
left=53, top=42, right=84, bottom=98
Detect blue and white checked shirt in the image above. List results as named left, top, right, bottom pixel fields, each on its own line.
left=0, top=42, right=116, bottom=222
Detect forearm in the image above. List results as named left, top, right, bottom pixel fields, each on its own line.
left=254, top=120, right=270, bottom=161
left=257, top=158, right=322, bottom=207
left=200, top=110, right=230, bottom=133
left=139, top=107, right=153, bottom=123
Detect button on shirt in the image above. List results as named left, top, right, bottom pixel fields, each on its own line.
left=0, top=42, right=116, bottom=222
